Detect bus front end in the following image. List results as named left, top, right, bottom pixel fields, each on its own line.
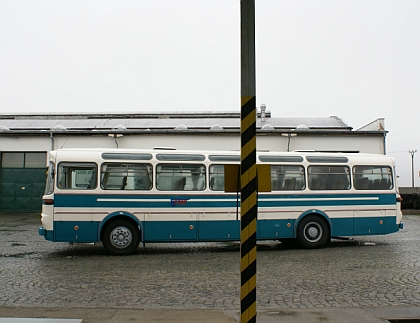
left=39, top=161, right=55, bottom=241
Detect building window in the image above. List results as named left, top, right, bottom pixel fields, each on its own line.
left=1, top=152, right=46, bottom=168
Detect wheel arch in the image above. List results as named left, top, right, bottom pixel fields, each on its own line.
left=99, top=211, right=143, bottom=241
left=295, top=209, right=332, bottom=238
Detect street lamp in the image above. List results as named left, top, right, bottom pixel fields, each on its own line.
left=409, top=150, right=417, bottom=187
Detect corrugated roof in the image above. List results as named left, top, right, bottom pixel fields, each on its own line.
left=0, top=112, right=352, bottom=132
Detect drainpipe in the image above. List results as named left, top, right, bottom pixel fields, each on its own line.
left=50, top=132, right=55, bottom=151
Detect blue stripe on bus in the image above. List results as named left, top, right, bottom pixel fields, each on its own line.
left=53, top=193, right=396, bottom=208
left=44, top=216, right=398, bottom=243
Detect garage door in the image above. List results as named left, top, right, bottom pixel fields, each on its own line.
left=0, top=152, right=47, bottom=213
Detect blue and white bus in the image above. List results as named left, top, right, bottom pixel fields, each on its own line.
left=38, top=148, right=403, bottom=255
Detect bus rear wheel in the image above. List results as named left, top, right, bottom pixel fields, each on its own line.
left=102, top=219, right=140, bottom=255
left=297, top=215, right=329, bottom=249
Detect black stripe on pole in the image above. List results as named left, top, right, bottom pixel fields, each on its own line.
left=241, top=230, right=257, bottom=258
left=241, top=121, right=256, bottom=146
left=242, top=153, right=256, bottom=180
left=241, top=277, right=256, bottom=309
left=241, top=178, right=257, bottom=207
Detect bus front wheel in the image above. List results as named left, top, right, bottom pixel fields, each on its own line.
left=102, top=219, right=140, bottom=255
left=297, top=215, right=329, bottom=249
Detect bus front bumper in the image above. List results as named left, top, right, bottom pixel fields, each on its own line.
left=38, top=226, right=46, bottom=236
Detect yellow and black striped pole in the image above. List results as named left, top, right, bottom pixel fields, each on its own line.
left=240, top=1, right=257, bottom=322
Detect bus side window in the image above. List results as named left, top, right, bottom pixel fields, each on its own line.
left=209, top=165, right=225, bottom=191
left=156, top=163, right=206, bottom=191
left=101, top=163, right=152, bottom=190
left=308, top=165, right=350, bottom=190
left=353, top=166, right=393, bottom=190
left=57, top=162, right=97, bottom=190
left=271, top=165, right=305, bottom=191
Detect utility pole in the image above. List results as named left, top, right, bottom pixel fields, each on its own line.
left=240, top=0, right=257, bottom=322
left=409, top=150, right=417, bottom=187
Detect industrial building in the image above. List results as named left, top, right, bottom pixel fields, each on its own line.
left=0, top=110, right=387, bottom=213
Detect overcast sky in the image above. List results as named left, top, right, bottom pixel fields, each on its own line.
left=0, top=0, right=419, bottom=186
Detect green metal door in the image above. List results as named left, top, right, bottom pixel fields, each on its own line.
left=0, top=168, right=46, bottom=213
left=1, top=152, right=47, bottom=213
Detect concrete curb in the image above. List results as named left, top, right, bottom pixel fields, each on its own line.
left=2, top=306, right=420, bottom=323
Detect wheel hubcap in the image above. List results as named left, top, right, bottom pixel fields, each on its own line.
left=110, top=226, right=132, bottom=249
left=304, top=222, right=322, bottom=242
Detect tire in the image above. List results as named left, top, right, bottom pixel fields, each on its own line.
left=297, top=215, right=329, bottom=249
left=102, top=219, right=140, bottom=255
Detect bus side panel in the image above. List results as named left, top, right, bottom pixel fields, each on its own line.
left=330, top=217, right=354, bottom=236
left=54, top=221, right=100, bottom=242
left=353, top=210, right=387, bottom=235
left=354, top=214, right=398, bottom=235
left=353, top=193, right=398, bottom=235
left=388, top=216, right=399, bottom=233
left=257, top=219, right=295, bottom=239
left=198, top=220, right=239, bottom=240
left=143, top=220, right=197, bottom=241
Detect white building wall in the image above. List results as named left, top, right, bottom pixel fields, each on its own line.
left=53, top=136, right=116, bottom=150
left=257, top=135, right=384, bottom=154
left=45, top=134, right=385, bottom=154
left=289, top=136, right=384, bottom=154
left=52, top=135, right=240, bottom=151
left=122, top=135, right=240, bottom=151
left=0, top=137, right=51, bottom=152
